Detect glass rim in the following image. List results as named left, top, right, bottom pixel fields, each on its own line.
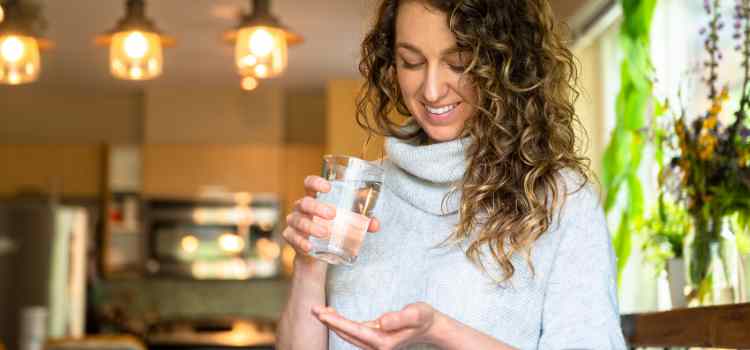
left=323, top=154, right=384, bottom=171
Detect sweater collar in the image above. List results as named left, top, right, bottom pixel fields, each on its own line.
left=384, top=133, right=470, bottom=216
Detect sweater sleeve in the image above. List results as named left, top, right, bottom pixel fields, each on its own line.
left=537, top=186, right=627, bottom=350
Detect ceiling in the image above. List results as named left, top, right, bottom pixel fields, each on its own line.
left=5, top=0, right=594, bottom=91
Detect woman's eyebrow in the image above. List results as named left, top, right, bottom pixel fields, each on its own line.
left=441, top=46, right=462, bottom=55
left=396, top=42, right=464, bottom=57
left=395, top=42, right=423, bottom=54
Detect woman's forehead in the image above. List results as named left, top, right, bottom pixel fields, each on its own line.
left=395, top=1, right=457, bottom=53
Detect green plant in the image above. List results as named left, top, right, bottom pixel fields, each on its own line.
left=638, top=194, right=690, bottom=273
left=654, top=0, right=750, bottom=300
left=602, top=0, right=659, bottom=285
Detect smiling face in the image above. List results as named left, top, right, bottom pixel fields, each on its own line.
left=394, top=0, right=478, bottom=143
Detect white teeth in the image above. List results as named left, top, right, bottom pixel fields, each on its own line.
left=426, top=104, right=456, bottom=115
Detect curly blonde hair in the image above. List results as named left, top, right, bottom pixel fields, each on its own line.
left=356, top=0, right=591, bottom=281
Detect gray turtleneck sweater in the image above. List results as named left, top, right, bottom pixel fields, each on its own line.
left=326, top=135, right=627, bottom=350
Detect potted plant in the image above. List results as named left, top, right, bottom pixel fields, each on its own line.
left=639, top=193, right=690, bottom=308
left=654, top=0, right=750, bottom=305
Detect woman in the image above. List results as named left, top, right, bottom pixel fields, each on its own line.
left=278, top=0, right=626, bottom=349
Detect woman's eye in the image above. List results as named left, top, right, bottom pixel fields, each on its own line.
left=399, top=59, right=423, bottom=69
left=449, top=64, right=467, bottom=73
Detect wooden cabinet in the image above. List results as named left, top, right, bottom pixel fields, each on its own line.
left=141, top=144, right=325, bottom=214
left=0, top=144, right=105, bottom=197
left=142, top=144, right=283, bottom=198
left=282, top=144, right=325, bottom=213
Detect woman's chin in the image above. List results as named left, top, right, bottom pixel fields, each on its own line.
left=422, top=126, right=462, bottom=143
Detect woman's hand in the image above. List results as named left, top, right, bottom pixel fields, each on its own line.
left=312, top=302, right=439, bottom=350
left=282, top=175, right=380, bottom=265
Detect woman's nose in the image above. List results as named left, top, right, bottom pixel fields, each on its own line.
left=422, top=64, right=449, bottom=103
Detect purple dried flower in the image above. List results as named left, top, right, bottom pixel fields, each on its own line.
left=737, top=44, right=743, bottom=51
left=700, top=27, right=707, bottom=35
left=741, top=127, right=750, bottom=138
left=719, top=22, right=725, bottom=30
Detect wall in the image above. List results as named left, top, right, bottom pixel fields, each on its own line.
left=143, top=86, right=284, bottom=145
left=326, top=79, right=385, bottom=160
left=285, top=88, right=326, bottom=145
left=573, top=39, right=606, bottom=180
left=0, top=87, right=142, bottom=144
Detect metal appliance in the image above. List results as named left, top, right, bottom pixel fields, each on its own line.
left=144, top=193, right=283, bottom=280
left=0, top=197, right=89, bottom=350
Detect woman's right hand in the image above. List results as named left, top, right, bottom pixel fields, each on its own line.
left=282, top=175, right=380, bottom=267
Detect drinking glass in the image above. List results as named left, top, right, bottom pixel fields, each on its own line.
left=308, top=155, right=384, bottom=265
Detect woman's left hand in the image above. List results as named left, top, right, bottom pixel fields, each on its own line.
left=312, top=302, right=439, bottom=350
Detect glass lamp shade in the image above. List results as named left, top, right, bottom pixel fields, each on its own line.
left=0, top=34, right=40, bottom=85
left=109, top=30, right=163, bottom=80
left=235, top=26, right=287, bottom=79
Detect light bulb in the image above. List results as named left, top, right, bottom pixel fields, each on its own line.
left=0, top=5, right=5, bottom=23
left=109, top=31, right=163, bottom=80
left=0, top=35, right=40, bottom=85
left=1, top=36, right=25, bottom=63
left=129, top=67, right=143, bottom=79
left=254, top=64, right=268, bottom=78
left=240, top=54, right=257, bottom=67
left=123, top=31, right=149, bottom=59
left=241, top=76, right=258, bottom=91
left=218, top=233, right=245, bottom=253
left=181, top=235, right=199, bottom=253
left=249, top=28, right=275, bottom=57
left=234, top=26, right=287, bottom=78
left=8, top=71, right=20, bottom=84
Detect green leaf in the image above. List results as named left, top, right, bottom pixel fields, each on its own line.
left=630, top=132, right=645, bottom=171
left=603, top=129, right=627, bottom=187
left=627, top=173, right=645, bottom=222
left=613, top=213, right=633, bottom=286
left=735, top=212, right=750, bottom=254
left=624, top=91, right=649, bottom=130
left=603, top=131, right=633, bottom=211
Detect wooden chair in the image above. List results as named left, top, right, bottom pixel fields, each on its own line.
left=621, top=302, right=750, bottom=349
left=45, top=335, right=146, bottom=350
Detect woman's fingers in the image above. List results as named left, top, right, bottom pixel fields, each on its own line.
left=281, top=226, right=312, bottom=253
left=286, top=211, right=328, bottom=238
left=318, top=312, right=384, bottom=350
left=304, top=175, right=331, bottom=196
left=330, top=328, right=375, bottom=350
left=296, top=196, right=336, bottom=221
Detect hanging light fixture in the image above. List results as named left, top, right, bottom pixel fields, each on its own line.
left=0, top=0, right=51, bottom=85
left=95, top=0, right=174, bottom=81
left=224, top=0, right=303, bottom=79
